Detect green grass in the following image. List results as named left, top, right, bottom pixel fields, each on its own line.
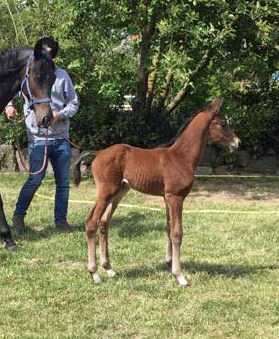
left=1, top=174, right=279, bottom=338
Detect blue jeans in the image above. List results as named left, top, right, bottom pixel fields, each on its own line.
left=14, top=139, right=71, bottom=223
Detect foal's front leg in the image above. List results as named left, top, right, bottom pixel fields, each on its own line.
left=165, top=194, right=188, bottom=286
left=164, top=199, right=172, bottom=267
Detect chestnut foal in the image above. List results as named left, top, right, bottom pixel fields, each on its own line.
left=74, top=98, right=240, bottom=286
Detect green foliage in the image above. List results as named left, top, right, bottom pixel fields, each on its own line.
left=0, top=99, right=27, bottom=146
left=1, top=0, right=279, bottom=158
left=228, top=85, right=279, bottom=156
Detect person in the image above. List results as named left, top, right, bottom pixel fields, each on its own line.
left=5, top=37, right=79, bottom=232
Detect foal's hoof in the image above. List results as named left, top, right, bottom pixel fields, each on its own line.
left=176, top=275, right=189, bottom=287
left=106, top=269, right=116, bottom=278
left=90, top=272, right=102, bottom=284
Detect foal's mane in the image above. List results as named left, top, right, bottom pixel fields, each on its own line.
left=159, top=103, right=213, bottom=148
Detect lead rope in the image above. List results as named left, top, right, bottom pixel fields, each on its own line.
left=13, top=115, right=80, bottom=175
left=49, top=125, right=79, bottom=149
left=13, top=118, right=49, bottom=175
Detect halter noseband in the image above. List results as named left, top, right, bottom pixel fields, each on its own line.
left=21, top=56, right=52, bottom=111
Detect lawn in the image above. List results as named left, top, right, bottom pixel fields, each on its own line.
left=1, top=174, right=279, bottom=339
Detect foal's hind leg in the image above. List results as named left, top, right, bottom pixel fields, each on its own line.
left=99, top=184, right=130, bottom=278
left=86, top=199, right=111, bottom=284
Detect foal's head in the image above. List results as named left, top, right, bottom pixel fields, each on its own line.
left=207, top=99, right=240, bottom=151
left=21, top=39, right=56, bottom=128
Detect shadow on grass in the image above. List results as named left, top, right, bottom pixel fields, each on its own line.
left=9, top=210, right=162, bottom=244
left=183, top=260, right=279, bottom=278
left=120, top=260, right=279, bottom=280
left=12, top=222, right=85, bottom=243
left=112, top=212, right=165, bottom=238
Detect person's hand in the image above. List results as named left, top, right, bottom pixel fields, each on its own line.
left=5, top=105, right=17, bottom=120
left=51, top=110, right=60, bottom=124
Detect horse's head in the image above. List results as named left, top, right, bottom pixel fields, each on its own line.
left=21, top=40, right=56, bottom=128
left=208, top=99, right=240, bottom=152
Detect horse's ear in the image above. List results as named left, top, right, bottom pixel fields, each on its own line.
left=33, top=39, right=51, bottom=60
left=33, top=39, right=43, bottom=60
left=209, top=98, right=223, bottom=116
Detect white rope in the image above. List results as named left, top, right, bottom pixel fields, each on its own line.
left=35, top=193, right=279, bottom=214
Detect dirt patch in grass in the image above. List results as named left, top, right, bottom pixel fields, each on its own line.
left=24, top=258, right=45, bottom=265
left=55, top=259, right=83, bottom=270
left=137, top=186, right=279, bottom=206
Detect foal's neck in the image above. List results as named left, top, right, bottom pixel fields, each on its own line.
left=171, top=111, right=212, bottom=170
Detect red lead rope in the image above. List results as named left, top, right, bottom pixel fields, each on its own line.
left=13, top=116, right=79, bottom=175
left=14, top=120, right=49, bottom=175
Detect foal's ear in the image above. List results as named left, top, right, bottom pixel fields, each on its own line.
left=209, top=98, right=223, bottom=116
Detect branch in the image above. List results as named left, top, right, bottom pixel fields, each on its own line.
left=157, top=69, right=174, bottom=111
left=5, top=0, right=19, bottom=45
left=14, top=3, right=29, bottom=45
left=166, top=48, right=214, bottom=114
left=146, top=54, right=159, bottom=111
left=136, top=3, right=161, bottom=110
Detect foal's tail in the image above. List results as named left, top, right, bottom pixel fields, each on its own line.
left=73, top=150, right=99, bottom=187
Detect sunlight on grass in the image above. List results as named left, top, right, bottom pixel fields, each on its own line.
left=1, top=174, right=279, bottom=338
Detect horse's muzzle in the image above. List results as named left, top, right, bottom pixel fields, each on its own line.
left=41, top=114, right=53, bottom=128
left=37, top=108, right=53, bottom=128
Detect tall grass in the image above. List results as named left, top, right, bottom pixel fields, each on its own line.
left=1, top=174, right=279, bottom=338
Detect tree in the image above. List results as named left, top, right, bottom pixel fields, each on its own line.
left=1, top=0, right=279, bottom=156
left=69, top=0, right=279, bottom=148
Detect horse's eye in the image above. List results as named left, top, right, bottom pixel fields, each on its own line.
left=221, top=122, right=227, bottom=127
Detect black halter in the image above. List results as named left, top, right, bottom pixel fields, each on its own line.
left=20, top=56, right=52, bottom=110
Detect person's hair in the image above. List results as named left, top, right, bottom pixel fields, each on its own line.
left=37, top=37, right=59, bottom=59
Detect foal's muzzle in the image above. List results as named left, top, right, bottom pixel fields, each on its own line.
left=229, top=137, right=241, bottom=152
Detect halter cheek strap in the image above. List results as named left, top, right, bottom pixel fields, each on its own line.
left=21, top=56, right=52, bottom=111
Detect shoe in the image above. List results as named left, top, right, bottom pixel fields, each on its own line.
left=55, top=220, right=72, bottom=232
left=13, top=215, right=26, bottom=233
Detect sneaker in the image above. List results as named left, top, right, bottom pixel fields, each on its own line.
left=13, top=215, right=26, bottom=233
left=55, top=220, right=72, bottom=232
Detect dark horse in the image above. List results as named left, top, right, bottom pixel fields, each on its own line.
left=0, top=39, right=56, bottom=249
left=74, top=98, right=240, bottom=286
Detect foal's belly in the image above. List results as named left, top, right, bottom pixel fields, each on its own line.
left=123, top=174, right=165, bottom=197
left=123, top=148, right=166, bottom=196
